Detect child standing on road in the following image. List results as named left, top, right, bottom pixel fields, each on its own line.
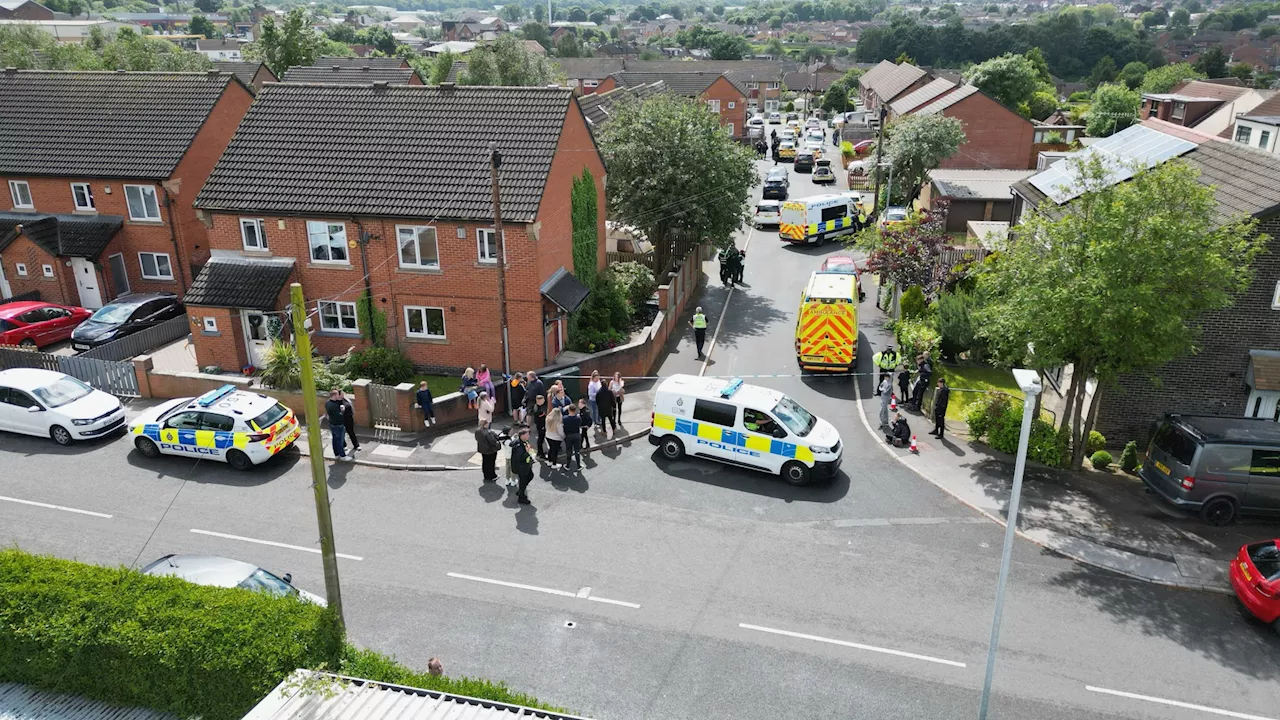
left=577, top=398, right=593, bottom=450
left=609, top=372, right=625, bottom=426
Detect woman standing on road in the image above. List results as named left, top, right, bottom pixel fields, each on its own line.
left=545, top=406, right=565, bottom=469
left=609, top=372, right=625, bottom=426
left=587, top=370, right=602, bottom=430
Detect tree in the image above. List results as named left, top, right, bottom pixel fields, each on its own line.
left=1087, top=55, right=1116, bottom=88
left=326, top=22, right=357, bottom=43
left=555, top=32, right=584, bottom=57
left=428, top=49, right=456, bottom=83
left=521, top=21, right=551, bottom=51
left=245, top=8, right=323, bottom=76
left=64, top=0, right=84, bottom=18
left=501, top=4, right=523, bottom=22
left=1116, top=61, right=1148, bottom=89
left=708, top=33, right=748, bottom=60
left=858, top=205, right=950, bottom=294
left=1228, top=62, right=1255, bottom=85
left=1025, top=47, right=1053, bottom=84
left=1140, top=61, right=1202, bottom=93
left=881, top=113, right=965, bottom=205
left=1194, top=45, right=1227, bottom=78
left=1170, top=7, right=1190, bottom=26
left=963, top=53, right=1048, bottom=115
left=598, top=94, right=757, bottom=276
left=460, top=34, right=558, bottom=86
left=533, top=3, right=546, bottom=23
left=1086, top=83, right=1140, bottom=136
left=193, top=0, right=220, bottom=12
left=1027, top=90, right=1059, bottom=120
left=975, top=155, right=1264, bottom=469
left=357, top=26, right=397, bottom=55
left=189, top=14, right=217, bottom=38
left=97, top=27, right=211, bottom=71
left=567, top=5, right=588, bottom=21
left=764, top=36, right=785, bottom=57
left=800, top=44, right=825, bottom=63
left=588, top=8, right=608, bottom=24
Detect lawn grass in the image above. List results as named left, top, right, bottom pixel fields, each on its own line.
left=935, top=364, right=1025, bottom=422
left=409, top=373, right=462, bottom=396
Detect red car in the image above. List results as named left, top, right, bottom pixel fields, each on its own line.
left=820, top=256, right=865, bottom=300
left=0, top=301, right=92, bottom=349
left=1229, top=539, right=1280, bottom=630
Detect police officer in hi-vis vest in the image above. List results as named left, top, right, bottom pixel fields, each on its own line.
left=690, top=307, right=708, bottom=360
left=872, top=345, right=899, bottom=395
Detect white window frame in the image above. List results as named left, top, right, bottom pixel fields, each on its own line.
left=1171, top=101, right=1186, bottom=120
left=1236, top=125, right=1253, bottom=144
left=138, top=251, right=173, bottom=280
left=15, top=263, right=27, bottom=276
left=766, top=81, right=780, bottom=90
left=397, top=225, right=440, bottom=269
left=203, top=316, right=218, bottom=332
left=728, top=101, right=736, bottom=109
left=1272, top=280, right=1280, bottom=310
left=317, top=300, right=359, bottom=334
left=583, top=79, right=599, bottom=88
left=239, top=218, right=267, bottom=251
left=124, top=184, right=161, bottom=221
left=1260, top=129, right=1272, bottom=150
left=477, top=228, right=506, bottom=264
left=403, top=305, right=447, bottom=339
left=70, top=182, right=95, bottom=211
left=41, top=264, right=53, bottom=277
left=727, top=122, right=735, bottom=135
left=8, top=180, right=32, bottom=209
left=706, top=99, right=721, bottom=112
left=306, top=220, right=349, bottom=264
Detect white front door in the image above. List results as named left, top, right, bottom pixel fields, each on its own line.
left=1246, top=389, right=1280, bottom=422
left=242, top=310, right=270, bottom=367
left=0, top=256, right=10, bottom=299
left=70, top=257, right=102, bottom=309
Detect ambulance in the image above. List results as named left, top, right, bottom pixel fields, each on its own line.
left=649, top=375, right=843, bottom=485
left=778, top=193, right=860, bottom=245
left=795, top=272, right=858, bottom=372
left=129, top=385, right=301, bottom=471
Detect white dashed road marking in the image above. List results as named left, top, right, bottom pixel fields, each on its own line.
left=739, top=623, right=967, bottom=668
left=1085, top=685, right=1278, bottom=720
left=448, top=572, right=640, bottom=609
left=189, top=528, right=364, bottom=560
left=0, top=494, right=112, bottom=519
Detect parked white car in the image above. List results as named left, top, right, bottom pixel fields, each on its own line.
left=755, top=200, right=782, bottom=227
left=141, top=554, right=326, bottom=606
left=0, top=368, right=125, bottom=445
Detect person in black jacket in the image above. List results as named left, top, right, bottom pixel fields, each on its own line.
left=562, top=404, right=583, bottom=470
left=339, top=390, right=360, bottom=453
left=524, top=372, right=545, bottom=418
left=931, top=379, right=951, bottom=439
left=886, top=412, right=911, bottom=447
left=897, top=366, right=910, bottom=405
left=475, top=419, right=502, bottom=482
left=510, top=427, right=535, bottom=505
left=324, top=389, right=349, bottom=460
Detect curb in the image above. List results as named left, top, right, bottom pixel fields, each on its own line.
left=851, top=378, right=1232, bottom=595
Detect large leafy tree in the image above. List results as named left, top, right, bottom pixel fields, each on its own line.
left=189, top=15, right=217, bottom=39
left=963, top=52, right=1054, bottom=117
left=879, top=113, right=965, bottom=205
left=856, top=202, right=950, bottom=294
left=1, top=24, right=210, bottom=70
left=1139, top=62, right=1203, bottom=93
left=245, top=8, right=323, bottom=76
left=708, top=33, right=748, bottom=60
left=975, top=156, right=1265, bottom=469
left=598, top=94, right=757, bottom=274
left=1086, top=83, right=1140, bottom=137
left=459, top=34, right=558, bottom=86
left=1194, top=45, right=1228, bottom=78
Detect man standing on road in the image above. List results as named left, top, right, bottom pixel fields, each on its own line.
left=878, top=374, right=893, bottom=428
left=873, top=345, right=899, bottom=394
left=931, top=378, right=950, bottom=440
left=525, top=372, right=545, bottom=418
left=511, top=427, right=535, bottom=505
left=690, top=306, right=708, bottom=360
left=563, top=403, right=582, bottom=471
left=475, top=418, right=502, bottom=482
left=325, top=389, right=349, bottom=461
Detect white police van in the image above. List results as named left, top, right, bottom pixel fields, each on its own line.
left=649, top=374, right=842, bottom=485
left=129, top=385, right=301, bottom=471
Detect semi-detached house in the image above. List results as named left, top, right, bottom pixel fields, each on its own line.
left=188, top=82, right=604, bottom=375
left=0, top=69, right=254, bottom=309
left=596, top=71, right=748, bottom=138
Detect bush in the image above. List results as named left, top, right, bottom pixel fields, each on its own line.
left=346, top=346, right=415, bottom=385
left=0, top=549, right=343, bottom=720
left=1120, top=440, right=1140, bottom=473
left=313, top=363, right=352, bottom=393
left=969, top=395, right=1065, bottom=467
left=934, top=290, right=982, bottom=361
left=894, top=317, right=941, bottom=362
left=1090, top=450, right=1113, bottom=470
left=1086, top=429, right=1106, bottom=454
left=899, top=285, right=928, bottom=320
left=1068, top=90, right=1090, bottom=102
left=260, top=338, right=301, bottom=391
left=339, top=645, right=564, bottom=712
left=965, top=393, right=1012, bottom=440
left=569, top=273, right=629, bottom=352
left=609, top=261, right=656, bottom=318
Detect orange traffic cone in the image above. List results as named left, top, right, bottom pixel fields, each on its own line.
left=909, top=434, right=918, bottom=453
left=890, top=394, right=898, bottom=412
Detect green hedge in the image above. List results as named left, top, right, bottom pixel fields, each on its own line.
left=0, top=549, right=343, bottom=720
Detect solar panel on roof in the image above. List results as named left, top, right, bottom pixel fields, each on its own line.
left=1027, top=125, right=1196, bottom=205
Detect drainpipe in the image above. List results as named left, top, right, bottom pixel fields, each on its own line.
left=350, top=217, right=377, bottom=345
left=160, top=188, right=188, bottom=294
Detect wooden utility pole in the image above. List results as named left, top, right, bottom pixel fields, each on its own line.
left=489, top=144, right=512, bottom=416
left=289, top=283, right=344, bottom=632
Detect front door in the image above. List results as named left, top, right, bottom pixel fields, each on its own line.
left=0, top=257, right=11, bottom=299
left=107, top=253, right=129, bottom=299
left=242, top=310, right=270, bottom=367
left=70, top=257, right=102, bottom=309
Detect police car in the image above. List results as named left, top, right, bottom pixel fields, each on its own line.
left=649, top=375, right=842, bottom=485
left=129, top=385, right=301, bottom=471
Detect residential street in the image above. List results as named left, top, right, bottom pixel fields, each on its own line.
left=2, top=158, right=1278, bottom=720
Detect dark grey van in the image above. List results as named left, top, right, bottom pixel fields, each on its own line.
left=1140, top=415, right=1280, bottom=526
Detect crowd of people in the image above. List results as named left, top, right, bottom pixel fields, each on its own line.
left=874, top=346, right=950, bottom=446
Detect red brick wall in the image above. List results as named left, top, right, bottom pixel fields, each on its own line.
left=0, top=235, right=71, bottom=304
left=187, top=306, right=249, bottom=371
left=251, top=65, right=278, bottom=90
left=0, top=2, right=55, bottom=20
left=936, top=93, right=1036, bottom=170
left=702, top=76, right=748, bottom=138
left=595, top=76, right=618, bottom=93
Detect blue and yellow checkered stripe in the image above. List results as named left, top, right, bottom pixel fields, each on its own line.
left=805, top=216, right=853, bottom=235
left=653, top=414, right=814, bottom=462
left=132, top=423, right=249, bottom=450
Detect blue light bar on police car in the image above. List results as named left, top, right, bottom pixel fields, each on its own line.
left=196, top=385, right=237, bottom=407
left=720, top=378, right=744, bottom=398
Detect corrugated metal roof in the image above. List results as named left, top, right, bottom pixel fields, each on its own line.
left=928, top=169, right=1036, bottom=200
left=244, top=672, right=595, bottom=720
left=0, top=683, right=174, bottom=720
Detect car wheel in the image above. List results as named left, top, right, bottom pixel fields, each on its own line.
left=660, top=436, right=684, bottom=460
left=782, top=460, right=811, bottom=486
left=49, top=425, right=73, bottom=446
left=135, top=436, right=161, bottom=458
left=1200, top=497, right=1237, bottom=526
left=19, top=338, right=36, bottom=348
left=226, top=449, right=253, bottom=471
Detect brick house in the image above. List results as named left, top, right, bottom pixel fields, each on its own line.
left=0, top=69, right=254, bottom=308
left=1141, top=80, right=1276, bottom=137
left=0, top=0, right=54, bottom=20
left=280, top=64, right=423, bottom=85
left=1010, top=119, right=1280, bottom=443
left=212, top=61, right=278, bottom=93
left=857, top=59, right=929, bottom=113
left=188, top=83, right=605, bottom=375
left=596, top=71, right=748, bottom=138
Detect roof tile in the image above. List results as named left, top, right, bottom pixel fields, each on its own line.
left=184, top=257, right=295, bottom=309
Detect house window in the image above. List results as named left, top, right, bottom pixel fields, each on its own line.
left=15, top=263, right=27, bottom=276
left=748, top=81, right=759, bottom=89
left=706, top=99, right=721, bottom=112
left=71, top=183, right=94, bottom=211
left=766, top=82, right=779, bottom=89
left=404, top=305, right=446, bottom=338
left=1236, top=125, right=1253, bottom=144
left=124, top=185, right=161, bottom=221
left=317, top=300, right=358, bottom=334
left=728, top=101, right=736, bottom=109
left=727, top=123, right=735, bottom=135
left=1261, top=130, right=1272, bottom=150
left=138, top=252, right=173, bottom=280
left=1171, top=101, right=1186, bottom=120
left=1147, top=102, right=1158, bottom=118
left=41, top=264, right=53, bottom=277
left=1272, top=280, right=1280, bottom=309
left=477, top=228, right=505, bottom=263
left=240, top=218, right=267, bottom=251
left=583, top=79, right=599, bottom=88
left=8, top=180, right=32, bottom=209
left=306, top=221, right=348, bottom=263
left=203, top=317, right=218, bottom=332
left=397, top=225, right=439, bottom=268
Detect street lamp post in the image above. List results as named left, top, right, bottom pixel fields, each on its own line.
left=977, top=368, right=1043, bottom=720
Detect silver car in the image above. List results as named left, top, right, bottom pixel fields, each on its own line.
left=141, top=554, right=326, bottom=605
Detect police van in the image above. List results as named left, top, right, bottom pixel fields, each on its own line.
left=779, top=193, right=860, bottom=245
left=129, top=385, right=301, bottom=471
left=649, top=374, right=842, bottom=485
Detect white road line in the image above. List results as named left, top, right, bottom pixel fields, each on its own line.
left=190, top=529, right=364, bottom=561
left=587, top=595, right=642, bottom=609
left=448, top=572, right=641, bottom=609
left=739, top=623, right=967, bottom=668
left=1085, top=686, right=1278, bottom=720
left=0, top=494, right=112, bottom=519
left=700, top=225, right=758, bottom=377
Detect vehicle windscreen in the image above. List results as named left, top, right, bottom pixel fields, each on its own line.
left=773, top=396, right=816, bottom=437
left=237, top=568, right=298, bottom=597
left=1151, top=423, right=1198, bottom=466
left=1248, top=541, right=1280, bottom=581
left=252, top=402, right=289, bottom=430
left=88, top=303, right=136, bottom=324
left=33, top=377, right=92, bottom=408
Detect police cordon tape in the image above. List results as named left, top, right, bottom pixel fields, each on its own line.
left=522, top=371, right=1002, bottom=393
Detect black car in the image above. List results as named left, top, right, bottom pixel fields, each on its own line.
left=762, top=179, right=789, bottom=200
left=70, top=293, right=185, bottom=351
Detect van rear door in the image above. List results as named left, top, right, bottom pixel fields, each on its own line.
left=1144, top=423, right=1200, bottom=497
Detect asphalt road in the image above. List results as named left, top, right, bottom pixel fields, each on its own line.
left=1, top=156, right=1278, bottom=720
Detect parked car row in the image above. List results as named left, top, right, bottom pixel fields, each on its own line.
left=0, top=293, right=185, bottom=352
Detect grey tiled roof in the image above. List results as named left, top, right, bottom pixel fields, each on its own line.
left=863, top=61, right=927, bottom=103
left=195, top=84, right=574, bottom=222
left=610, top=71, right=720, bottom=96
left=0, top=69, right=236, bottom=180
left=540, top=266, right=589, bottom=312
left=213, top=61, right=274, bottom=89
left=915, top=83, right=977, bottom=115
left=309, top=56, right=409, bottom=69
left=577, top=81, right=666, bottom=126
left=890, top=77, right=955, bottom=116
left=281, top=65, right=420, bottom=84
left=443, top=59, right=465, bottom=82
left=184, top=257, right=295, bottom=309
left=554, top=58, right=625, bottom=79
left=0, top=212, right=123, bottom=258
